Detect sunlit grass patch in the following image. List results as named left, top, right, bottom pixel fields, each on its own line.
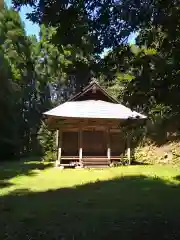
left=1, top=161, right=180, bottom=239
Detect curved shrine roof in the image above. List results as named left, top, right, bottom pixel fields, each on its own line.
left=44, top=100, right=147, bottom=120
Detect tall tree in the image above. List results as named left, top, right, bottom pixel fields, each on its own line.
left=0, top=6, right=40, bottom=157
left=12, top=0, right=137, bottom=51
left=0, top=51, right=18, bottom=158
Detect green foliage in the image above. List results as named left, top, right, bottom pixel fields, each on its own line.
left=2, top=0, right=180, bottom=158
left=0, top=7, right=76, bottom=159
left=0, top=51, right=18, bottom=158
left=0, top=8, right=54, bottom=159
left=37, top=121, right=56, bottom=161
left=107, top=73, right=135, bottom=100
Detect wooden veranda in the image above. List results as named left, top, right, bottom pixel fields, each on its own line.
left=54, top=119, right=130, bottom=167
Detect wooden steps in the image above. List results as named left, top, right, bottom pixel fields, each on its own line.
left=82, top=157, right=110, bottom=168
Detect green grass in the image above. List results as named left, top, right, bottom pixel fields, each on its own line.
left=1, top=161, right=180, bottom=239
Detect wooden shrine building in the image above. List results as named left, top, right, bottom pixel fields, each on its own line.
left=44, top=80, right=146, bottom=168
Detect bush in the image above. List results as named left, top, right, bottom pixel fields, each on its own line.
left=43, top=150, right=56, bottom=162
left=37, top=121, right=56, bottom=161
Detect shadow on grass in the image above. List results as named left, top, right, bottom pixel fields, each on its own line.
left=131, top=160, right=150, bottom=165
left=0, top=180, right=14, bottom=188
left=0, top=161, right=53, bottom=181
left=1, top=175, right=180, bottom=239
left=174, top=175, right=180, bottom=181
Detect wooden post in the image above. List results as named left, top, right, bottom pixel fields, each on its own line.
left=107, top=128, right=111, bottom=163
left=79, top=129, right=83, bottom=163
left=55, top=130, right=59, bottom=164
left=127, top=134, right=131, bottom=165
left=56, top=130, right=62, bottom=167
left=56, top=130, right=59, bottom=148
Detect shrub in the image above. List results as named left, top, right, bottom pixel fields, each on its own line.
left=37, top=121, right=56, bottom=161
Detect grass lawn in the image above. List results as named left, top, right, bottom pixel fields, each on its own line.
left=1, top=161, right=180, bottom=239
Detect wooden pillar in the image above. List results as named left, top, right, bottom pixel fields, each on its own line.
left=79, top=129, right=83, bottom=162
left=56, top=130, right=59, bottom=148
left=127, top=134, right=131, bottom=165
left=56, top=130, right=59, bottom=163
left=56, top=130, right=62, bottom=167
left=107, top=128, right=111, bottom=162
